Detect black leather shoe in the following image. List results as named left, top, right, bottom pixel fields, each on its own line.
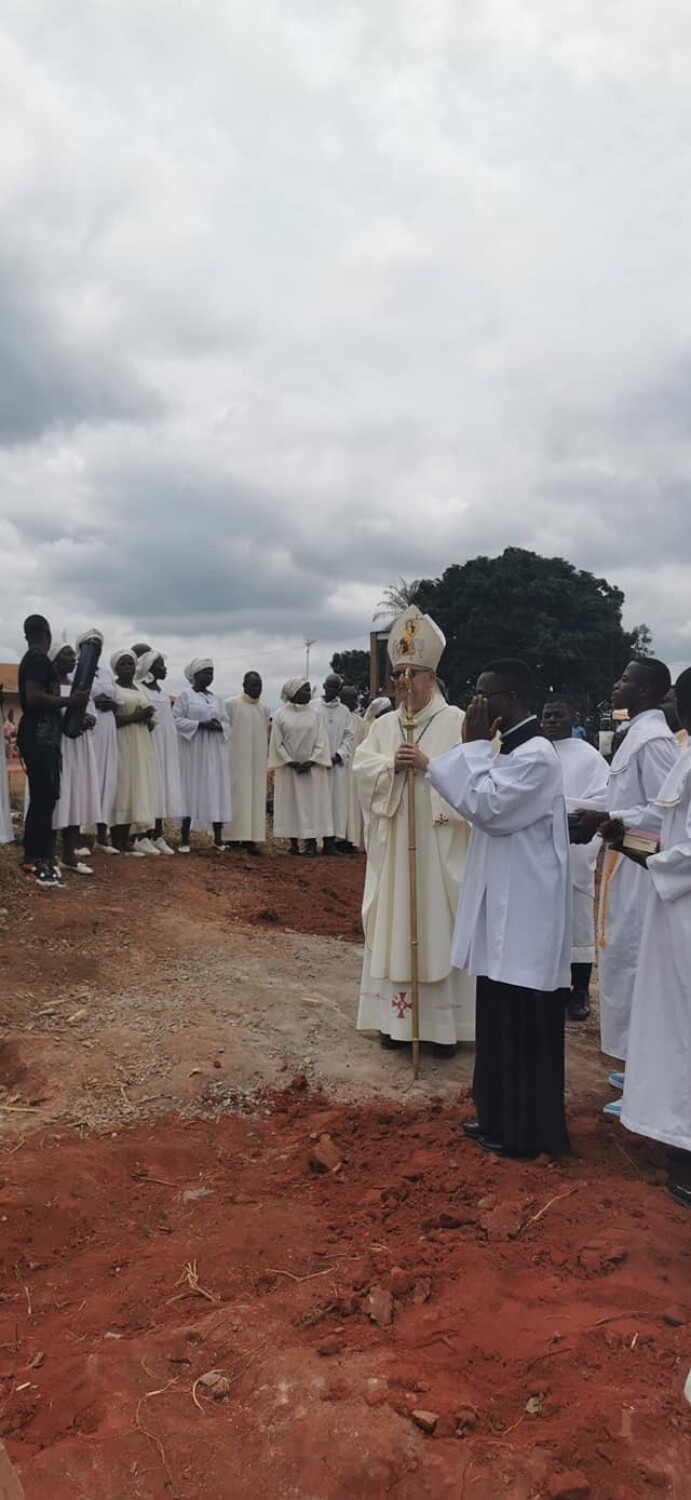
left=568, top=990, right=591, bottom=1021
left=667, top=1181, right=691, bottom=1209
left=462, top=1119, right=482, bottom=1139
left=476, top=1134, right=504, bottom=1154
left=379, top=1032, right=407, bottom=1050
left=431, top=1042, right=458, bottom=1059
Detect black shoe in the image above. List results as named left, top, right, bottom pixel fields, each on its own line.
left=431, top=1042, right=458, bottom=1059
left=304, top=839, right=317, bottom=857
left=475, top=1134, right=504, bottom=1154
left=667, top=1181, right=691, bottom=1209
left=568, top=990, right=591, bottom=1021
left=462, top=1119, right=482, bottom=1139
left=243, top=841, right=260, bottom=855
left=379, top=1032, right=407, bottom=1051
left=289, top=842, right=301, bottom=856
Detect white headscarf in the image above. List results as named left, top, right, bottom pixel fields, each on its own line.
left=76, top=628, right=104, bottom=650
left=364, top=695, right=392, bottom=722
left=110, top=649, right=137, bottom=675
left=281, top=677, right=309, bottom=703
left=48, top=639, right=73, bottom=663
left=135, top=649, right=164, bottom=685
left=184, top=658, right=213, bottom=684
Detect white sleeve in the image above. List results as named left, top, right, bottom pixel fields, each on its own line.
left=427, top=741, right=562, bottom=836
left=610, top=738, right=680, bottom=824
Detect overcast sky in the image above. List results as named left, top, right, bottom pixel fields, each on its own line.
left=2, top=0, right=691, bottom=703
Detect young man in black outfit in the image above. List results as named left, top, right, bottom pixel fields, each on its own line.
left=17, top=615, right=88, bottom=888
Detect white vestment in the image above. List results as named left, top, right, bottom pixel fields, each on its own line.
left=595, top=709, right=679, bottom=1060
left=90, top=664, right=119, bottom=827
left=354, top=696, right=475, bottom=1045
left=53, top=685, right=102, bottom=830
left=621, top=749, right=691, bottom=1153
left=223, top=694, right=270, bottom=843
left=140, top=684, right=184, bottom=821
left=553, top=738, right=609, bottom=963
left=428, top=727, right=571, bottom=992
left=111, top=686, right=157, bottom=828
left=268, top=703, right=333, bottom=839
left=173, top=687, right=231, bottom=827
left=316, top=699, right=354, bottom=840
left=346, top=714, right=368, bottom=848
left=0, top=745, right=12, bottom=844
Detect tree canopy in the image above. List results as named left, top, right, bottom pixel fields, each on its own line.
left=408, top=548, right=650, bottom=706
left=330, top=649, right=370, bottom=694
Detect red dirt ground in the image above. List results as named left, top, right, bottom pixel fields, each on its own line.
left=1, top=842, right=690, bottom=1498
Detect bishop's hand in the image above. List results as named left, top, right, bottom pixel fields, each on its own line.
left=394, top=744, right=429, bottom=773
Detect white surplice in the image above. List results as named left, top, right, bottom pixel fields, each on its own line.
left=316, top=699, right=354, bottom=840
left=621, top=748, right=691, bottom=1153
left=173, top=687, right=231, bottom=827
left=111, top=685, right=158, bottom=828
left=90, top=663, right=119, bottom=827
left=140, top=684, right=184, bottom=821
left=353, top=696, right=475, bottom=1045
left=427, top=728, right=571, bottom=992
left=346, top=714, right=368, bottom=848
left=0, top=745, right=12, bottom=844
left=595, top=709, right=679, bottom=1059
left=553, top=737, right=609, bottom=963
left=268, top=702, right=333, bottom=839
left=53, top=685, right=102, bottom=829
left=223, top=694, right=270, bottom=843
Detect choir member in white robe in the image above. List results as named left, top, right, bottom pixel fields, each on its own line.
left=541, top=695, right=609, bottom=1020
left=600, top=666, right=691, bottom=1210
left=173, top=659, right=231, bottom=851
left=79, top=629, right=120, bottom=854
left=427, top=659, right=571, bottom=1157
left=109, top=650, right=158, bottom=854
left=0, top=728, right=12, bottom=845
left=223, top=671, right=270, bottom=851
left=268, top=679, right=332, bottom=854
left=354, top=608, right=475, bottom=1054
left=340, top=686, right=367, bottom=851
left=134, top=651, right=184, bottom=854
left=49, top=643, right=102, bottom=875
left=316, top=675, right=355, bottom=854
left=573, top=660, right=679, bottom=1067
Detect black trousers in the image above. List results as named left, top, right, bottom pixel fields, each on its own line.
left=571, top=962, right=592, bottom=994
left=22, top=743, right=61, bottom=864
left=473, top=976, right=570, bottom=1156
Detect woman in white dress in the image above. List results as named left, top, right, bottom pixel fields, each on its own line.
left=77, top=628, right=119, bottom=856
left=134, top=650, right=184, bottom=855
left=49, top=643, right=102, bottom=875
left=0, top=729, right=12, bottom=846
left=109, top=650, right=157, bottom=855
left=173, top=659, right=231, bottom=853
left=268, top=678, right=332, bottom=855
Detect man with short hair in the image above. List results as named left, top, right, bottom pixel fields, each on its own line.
left=426, top=659, right=571, bottom=1157
left=354, top=608, right=475, bottom=1056
left=316, top=673, right=354, bottom=856
left=17, top=615, right=88, bottom=887
left=574, top=659, right=679, bottom=1101
left=541, top=694, right=609, bottom=1020
left=223, top=671, right=271, bottom=853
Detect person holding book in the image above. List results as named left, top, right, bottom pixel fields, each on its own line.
left=573, top=659, right=678, bottom=1113
left=600, top=667, right=691, bottom=1209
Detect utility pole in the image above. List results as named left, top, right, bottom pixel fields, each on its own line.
left=305, top=639, right=316, bottom=678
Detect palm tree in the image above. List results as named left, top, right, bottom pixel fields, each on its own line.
left=373, top=577, right=422, bottom=623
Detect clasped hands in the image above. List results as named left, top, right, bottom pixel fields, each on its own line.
left=394, top=744, right=429, bottom=774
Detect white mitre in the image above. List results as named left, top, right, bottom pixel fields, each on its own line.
left=387, top=605, right=446, bottom=672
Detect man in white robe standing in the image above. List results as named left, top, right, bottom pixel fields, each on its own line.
left=80, top=628, right=119, bottom=856
left=426, top=659, right=571, bottom=1157
left=316, top=674, right=354, bottom=856
left=223, top=671, right=270, bottom=853
left=573, top=659, right=678, bottom=1108
left=340, top=685, right=367, bottom=852
left=599, top=666, right=691, bottom=1210
left=268, top=679, right=332, bottom=855
left=354, top=607, right=475, bottom=1056
left=541, top=695, right=609, bottom=1021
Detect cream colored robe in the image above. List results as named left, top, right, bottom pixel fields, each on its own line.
left=268, top=702, right=333, bottom=840
left=346, top=714, right=368, bottom=848
left=354, top=695, right=475, bottom=1045
left=223, top=694, right=270, bottom=843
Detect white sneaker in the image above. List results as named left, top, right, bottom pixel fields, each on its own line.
left=75, top=846, right=91, bottom=859
left=153, top=837, right=176, bottom=855
left=126, top=848, right=147, bottom=858
left=65, top=861, right=94, bottom=877
left=178, top=844, right=191, bottom=854
left=133, top=837, right=161, bottom=856
left=95, top=842, right=119, bottom=855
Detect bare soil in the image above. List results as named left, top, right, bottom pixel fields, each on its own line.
left=0, top=840, right=689, bottom=1499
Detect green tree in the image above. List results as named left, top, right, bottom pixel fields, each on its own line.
left=330, top=649, right=370, bottom=694
left=373, top=577, right=422, bottom=622
left=413, top=548, right=642, bottom=706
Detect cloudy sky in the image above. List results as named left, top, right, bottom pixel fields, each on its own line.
left=2, top=0, right=691, bottom=702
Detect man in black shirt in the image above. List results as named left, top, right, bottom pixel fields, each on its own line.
left=17, top=615, right=88, bottom=887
